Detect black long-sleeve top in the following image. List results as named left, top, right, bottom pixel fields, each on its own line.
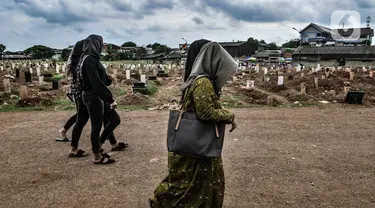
left=81, top=56, right=114, bottom=104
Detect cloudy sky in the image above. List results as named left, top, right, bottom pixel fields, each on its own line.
left=1, top=0, right=374, bottom=51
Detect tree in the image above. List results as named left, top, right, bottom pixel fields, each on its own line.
left=122, top=41, right=137, bottom=47
left=61, top=48, right=72, bottom=61
left=282, top=39, right=300, bottom=48
left=155, top=45, right=170, bottom=54
left=146, top=44, right=152, bottom=48
left=0, top=44, right=6, bottom=53
left=151, top=43, right=161, bottom=50
left=247, top=37, right=260, bottom=55
left=268, top=42, right=279, bottom=50
left=135, top=47, right=147, bottom=59
left=24, top=45, right=55, bottom=59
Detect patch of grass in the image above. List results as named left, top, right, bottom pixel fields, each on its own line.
left=118, top=105, right=150, bottom=111
left=52, top=99, right=75, bottom=111
left=0, top=105, right=44, bottom=113
left=113, top=88, right=127, bottom=97
left=147, top=83, right=158, bottom=95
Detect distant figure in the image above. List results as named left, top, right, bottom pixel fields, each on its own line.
left=149, top=39, right=238, bottom=208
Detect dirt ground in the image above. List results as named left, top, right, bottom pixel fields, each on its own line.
left=0, top=107, right=374, bottom=208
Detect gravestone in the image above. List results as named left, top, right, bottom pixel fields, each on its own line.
left=148, top=75, right=157, bottom=81
left=300, top=83, right=306, bottom=97
left=314, top=77, right=319, bottom=89
left=25, top=71, right=32, bottom=83
left=278, top=76, right=284, bottom=86
left=3, top=78, right=11, bottom=93
left=141, top=75, right=146, bottom=83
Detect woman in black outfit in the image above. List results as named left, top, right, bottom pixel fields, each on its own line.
left=63, top=39, right=127, bottom=159
left=78, top=34, right=120, bottom=164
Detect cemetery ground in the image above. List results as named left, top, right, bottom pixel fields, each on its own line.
left=0, top=107, right=374, bottom=208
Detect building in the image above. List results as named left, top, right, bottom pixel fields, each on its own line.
left=299, top=23, right=374, bottom=46
left=292, top=46, right=375, bottom=67
left=219, top=41, right=252, bottom=58
left=253, top=50, right=281, bottom=62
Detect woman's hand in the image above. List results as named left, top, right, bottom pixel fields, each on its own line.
left=230, top=119, right=237, bottom=132
left=110, top=101, right=117, bottom=109
left=108, top=75, right=115, bottom=81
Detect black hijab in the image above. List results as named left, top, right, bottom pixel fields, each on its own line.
left=66, top=40, right=83, bottom=77
left=184, top=39, right=211, bottom=81
left=81, top=34, right=104, bottom=59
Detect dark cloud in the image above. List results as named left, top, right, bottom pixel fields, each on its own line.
left=111, top=0, right=132, bottom=12
left=141, top=0, right=174, bottom=11
left=13, top=0, right=96, bottom=25
left=356, top=0, right=375, bottom=8
left=192, top=16, right=204, bottom=24
left=146, top=24, right=168, bottom=32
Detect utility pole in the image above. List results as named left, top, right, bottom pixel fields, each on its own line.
left=293, top=27, right=302, bottom=66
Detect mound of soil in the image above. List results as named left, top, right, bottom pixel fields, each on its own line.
left=118, top=93, right=150, bottom=106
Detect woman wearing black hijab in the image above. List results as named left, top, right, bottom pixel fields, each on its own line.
left=78, top=34, right=120, bottom=164
left=59, top=40, right=127, bottom=158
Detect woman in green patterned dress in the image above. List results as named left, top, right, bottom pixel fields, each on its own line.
left=149, top=39, right=238, bottom=208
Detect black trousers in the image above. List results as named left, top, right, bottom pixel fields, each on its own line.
left=82, top=91, right=121, bottom=154
left=70, top=96, right=119, bottom=150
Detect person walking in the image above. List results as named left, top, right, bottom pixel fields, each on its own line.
left=60, top=39, right=128, bottom=158
left=77, top=34, right=121, bottom=164
left=149, top=39, right=238, bottom=208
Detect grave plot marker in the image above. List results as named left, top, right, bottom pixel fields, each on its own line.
left=3, top=78, right=11, bottom=93
left=126, top=70, right=131, bottom=80
left=314, top=76, right=319, bottom=89
left=19, top=85, right=28, bottom=100
left=300, top=83, right=307, bottom=97
left=141, top=75, right=146, bottom=83
left=278, top=76, right=284, bottom=86
left=370, top=70, right=374, bottom=78
left=349, top=71, right=355, bottom=81
left=39, top=75, right=44, bottom=86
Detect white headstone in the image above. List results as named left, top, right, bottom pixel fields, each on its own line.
left=56, top=64, right=60, bottom=73
left=126, top=70, right=131, bottom=80
left=62, top=64, right=66, bottom=72
left=168, top=64, right=172, bottom=70
left=12, top=64, right=15, bottom=69
left=278, top=76, right=284, bottom=86
left=0, top=66, right=3, bottom=71
left=264, top=68, right=268, bottom=75
left=297, top=65, right=301, bottom=72
left=36, top=67, right=41, bottom=77
left=3, top=78, right=11, bottom=93
left=39, top=75, right=44, bottom=86
left=317, top=64, right=321, bottom=72
left=141, top=75, right=146, bottom=83
left=255, top=65, right=260, bottom=73
left=29, top=67, right=33, bottom=74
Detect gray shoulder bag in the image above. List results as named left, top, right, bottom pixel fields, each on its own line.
left=166, top=86, right=226, bottom=158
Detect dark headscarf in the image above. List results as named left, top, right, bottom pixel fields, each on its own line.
left=81, top=34, right=104, bottom=59
left=66, top=40, right=84, bottom=77
left=184, top=39, right=211, bottom=81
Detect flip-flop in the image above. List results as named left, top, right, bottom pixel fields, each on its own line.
left=93, top=157, right=115, bottom=165
left=69, top=149, right=89, bottom=158
left=111, top=142, right=129, bottom=151
left=56, top=137, right=71, bottom=142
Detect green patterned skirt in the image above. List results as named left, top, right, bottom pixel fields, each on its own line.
left=150, top=152, right=225, bottom=208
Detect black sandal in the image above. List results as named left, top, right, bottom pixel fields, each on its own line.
left=56, top=137, right=71, bottom=142
left=69, top=149, right=89, bottom=158
left=94, top=157, right=115, bottom=165
left=111, top=142, right=129, bottom=151
left=100, top=149, right=111, bottom=158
